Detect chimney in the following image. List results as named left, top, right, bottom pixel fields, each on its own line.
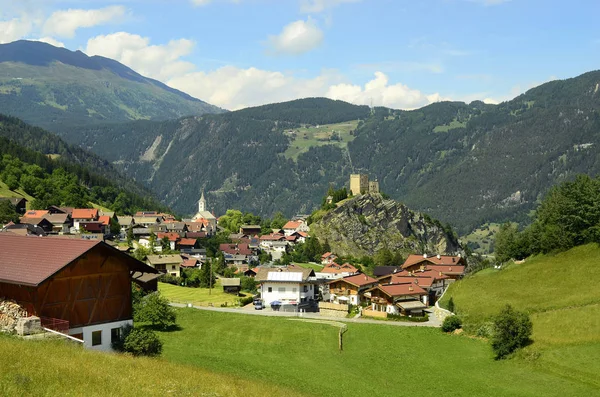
left=409, top=285, right=414, bottom=291
left=423, top=253, right=427, bottom=258
left=437, top=254, right=441, bottom=260
left=439, top=271, right=443, bottom=276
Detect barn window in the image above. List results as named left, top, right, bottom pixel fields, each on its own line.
left=268, top=287, right=272, bottom=293
left=92, top=330, right=102, bottom=346
left=111, top=328, right=121, bottom=344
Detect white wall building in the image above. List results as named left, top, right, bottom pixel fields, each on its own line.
left=255, top=267, right=316, bottom=305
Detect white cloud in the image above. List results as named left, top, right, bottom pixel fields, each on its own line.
left=36, top=36, right=65, bottom=47
left=85, top=32, right=196, bottom=81
left=300, top=0, right=361, bottom=13
left=0, top=17, right=33, bottom=44
left=326, top=71, right=446, bottom=109
left=43, top=6, right=127, bottom=38
left=267, top=18, right=323, bottom=55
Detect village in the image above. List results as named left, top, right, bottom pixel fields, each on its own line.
left=0, top=174, right=465, bottom=351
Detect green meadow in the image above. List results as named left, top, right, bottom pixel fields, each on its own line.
left=159, top=281, right=251, bottom=307
left=283, top=121, right=358, bottom=161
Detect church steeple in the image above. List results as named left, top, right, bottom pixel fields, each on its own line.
left=198, top=190, right=206, bottom=213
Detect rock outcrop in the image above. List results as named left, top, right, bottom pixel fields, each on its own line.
left=310, top=193, right=461, bottom=257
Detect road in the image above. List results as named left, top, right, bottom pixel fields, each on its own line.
left=170, top=302, right=441, bottom=327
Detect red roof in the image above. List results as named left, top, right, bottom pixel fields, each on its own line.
left=389, top=275, right=435, bottom=288
left=376, top=282, right=427, bottom=297
left=0, top=234, right=101, bottom=286
left=259, top=234, right=285, bottom=241
left=157, top=232, right=179, bottom=242
left=22, top=210, right=49, bottom=219
left=186, top=232, right=206, bottom=239
left=219, top=243, right=252, bottom=256
left=321, top=252, right=335, bottom=259
left=322, top=262, right=359, bottom=274
left=390, top=269, right=449, bottom=280
left=181, top=258, right=199, bottom=268
left=285, top=235, right=297, bottom=242
left=179, top=238, right=197, bottom=246
left=283, top=221, right=302, bottom=230
left=72, top=208, right=98, bottom=220
left=402, top=254, right=465, bottom=269
left=98, top=215, right=111, bottom=226
left=332, top=273, right=377, bottom=287
left=298, top=232, right=309, bottom=237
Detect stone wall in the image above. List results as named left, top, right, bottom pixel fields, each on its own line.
left=319, top=308, right=349, bottom=318
left=0, top=299, right=28, bottom=333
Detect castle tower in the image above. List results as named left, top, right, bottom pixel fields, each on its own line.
left=369, top=180, right=379, bottom=194
left=198, top=191, right=206, bottom=213
left=350, top=174, right=369, bottom=196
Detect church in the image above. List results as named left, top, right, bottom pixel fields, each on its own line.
left=192, top=191, right=217, bottom=233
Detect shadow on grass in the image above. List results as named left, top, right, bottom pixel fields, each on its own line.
left=138, top=323, right=183, bottom=333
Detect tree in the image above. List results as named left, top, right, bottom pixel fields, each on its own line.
left=0, top=200, right=19, bottom=224
left=110, top=214, right=121, bottom=235
left=491, top=305, right=532, bottom=359
left=113, top=325, right=163, bottom=357
left=270, top=211, right=287, bottom=229
left=133, top=292, right=177, bottom=330
left=160, top=236, right=171, bottom=252
left=148, top=232, right=157, bottom=253
left=199, top=259, right=216, bottom=288
left=126, top=225, right=134, bottom=247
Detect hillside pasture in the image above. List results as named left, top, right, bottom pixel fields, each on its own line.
left=156, top=308, right=600, bottom=396
left=283, top=120, right=358, bottom=161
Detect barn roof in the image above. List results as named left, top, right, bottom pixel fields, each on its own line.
left=0, top=234, right=157, bottom=287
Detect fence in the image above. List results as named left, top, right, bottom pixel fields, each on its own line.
left=362, top=308, right=388, bottom=319
left=40, top=317, right=69, bottom=334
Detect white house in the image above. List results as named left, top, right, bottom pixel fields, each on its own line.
left=255, top=267, right=316, bottom=305
left=282, top=220, right=310, bottom=236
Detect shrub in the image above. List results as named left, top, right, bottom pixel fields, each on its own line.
left=134, top=292, right=177, bottom=330
left=238, top=295, right=254, bottom=306
left=447, top=297, right=455, bottom=313
left=123, top=328, right=163, bottom=356
left=441, top=315, right=462, bottom=332
left=491, top=305, right=532, bottom=359
left=158, top=273, right=181, bottom=286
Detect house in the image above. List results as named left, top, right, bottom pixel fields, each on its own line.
left=0, top=234, right=157, bottom=351
left=282, top=220, right=309, bottom=236
left=135, top=211, right=160, bottom=217
left=178, top=238, right=198, bottom=252
left=22, top=209, right=49, bottom=219
left=328, top=273, right=378, bottom=305
left=99, top=210, right=115, bottom=218
left=220, top=278, right=241, bottom=294
left=243, top=268, right=257, bottom=277
left=186, top=231, right=206, bottom=239
left=365, top=283, right=428, bottom=316
left=259, top=233, right=286, bottom=250
left=0, top=197, right=27, bottom=214
left=78, top=221, right=105, bottom=235
left=321, top=262, right=359, bottom=276
left=19, top=217, right=54, bottom=233
left=164, top=222, right=187, bottom=234
left=71, top=208, right=99, bottom=230
left=378, top=268, right=452, bottom=305
left=145, top=254, right=183, bottom=277
left=98, top=216, right=111, bottom=233
left=117, top=216, right=134, bottom=232
left=43, top=213, right=72, bottom=234
left=321, top=252, right=338, bottom=265
left=255, top=267, right=316, bottom=305
left=156, top=232, right=179, bottom=250
left=224, top=254, right=248, bottom=267
left=240, top=224, right=262, bottom=236
left=181, top=257, right=201, bottom=269
left=135, top=216, right=161, bottom=227
left=132, top=272, right=162, bottom=292
left=47, top=206, right=73, bottom=216
left=269, top=241, right=288, bottom=260
left=401, top=254, right=466, bottom=279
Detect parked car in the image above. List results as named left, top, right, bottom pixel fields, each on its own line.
left=254, top=300, right=264, bottom=310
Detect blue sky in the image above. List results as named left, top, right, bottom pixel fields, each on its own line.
left=1, top=0, right=600, bottom=110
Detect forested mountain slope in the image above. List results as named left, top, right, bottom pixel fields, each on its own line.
left=0, top=115, right=167, bottom=213
left=0, top=40, right=223, bottom=132
left=45, top=72, right=600, bottom=233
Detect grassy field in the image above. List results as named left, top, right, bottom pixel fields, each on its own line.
left=156, top=308, right=600, bottom=396
left=159, top=281, right=251, bottom=307
left=283, top=121, right=358, bottom=161
left=0, top=181, right=35, bottom=210
left=438, top=243, right=600, bottom=389
left=433, top=118, right=467, bottom=132
left=294, top=262, right=324, bottom=271
left=0, top=334, right=303, bottom=397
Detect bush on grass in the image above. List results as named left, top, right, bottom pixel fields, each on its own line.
left=441, top=315, right=462, bottom=332
left=491, top=305, right=532, bottom=360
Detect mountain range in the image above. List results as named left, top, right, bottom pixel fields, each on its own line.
left=0, top=40, right=223, bottom=132
left=2, top=40, right=600, bottom=235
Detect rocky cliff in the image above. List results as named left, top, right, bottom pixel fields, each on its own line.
left=310, top=194, right=461, bottom=257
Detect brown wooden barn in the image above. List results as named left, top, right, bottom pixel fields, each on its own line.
left=0, top=234, right=157, bottom=350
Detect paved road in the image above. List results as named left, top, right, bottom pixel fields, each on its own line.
left=170, top=302, right=441, bottom=327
